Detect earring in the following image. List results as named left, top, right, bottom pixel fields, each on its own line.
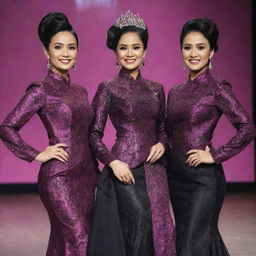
left=115, top=62, right=120, bottom=69
left=140, top=59, right=145, bottom=67
left=47, top=59, right=51, bottom=69
left=208, top=59, right=213, bottom=70
left=73, top=64, right=77, bottom=70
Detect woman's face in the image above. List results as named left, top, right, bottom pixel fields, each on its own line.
left=182, top=31, right=214, bottom=73
left=44, top=31, right=78, bottom=74
left=116, top=32, right=146, bottom=71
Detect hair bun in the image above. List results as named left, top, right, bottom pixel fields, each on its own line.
left=107, top=25, right=122, bottom=50
left=38, top=12, right=74, bottom=48
left=180, top=17, right=219, bottom=52
left=106, top=25, right=148, bottom=50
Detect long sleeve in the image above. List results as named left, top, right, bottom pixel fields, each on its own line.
left=0, top=83, right=46, bottom=162
left=166, top=90, right=174, bottom=147
left=156, top=86, right=168, bottom=148
left=89, top=82, right=116, bottom=166
left=210, top=81, right=256, bottom=164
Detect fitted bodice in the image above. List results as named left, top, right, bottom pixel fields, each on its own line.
left=166, top=69, right=255, bottom=163
left=0, top=70, right=95, bottom=175
left=37, top=71, right=93, bottom=153
left=90, top=69, right=167, bottom=168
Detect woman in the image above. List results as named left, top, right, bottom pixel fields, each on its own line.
left=0, top=12, right=98, bottom=256
left=88, top=10, right=175, bottom=256
left=166, top=17, right=255, bottom=256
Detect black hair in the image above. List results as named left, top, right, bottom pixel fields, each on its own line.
left=107, top=25, right=148, bottom=50
left=38, top=12, right=78, bottom=49
left=180, top=18, right=219, bottom=52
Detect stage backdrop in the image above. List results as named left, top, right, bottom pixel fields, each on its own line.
left=0, top=0, right=254, bottom=183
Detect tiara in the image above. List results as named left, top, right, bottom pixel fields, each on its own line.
left=115, top=10, right=146, bottom=30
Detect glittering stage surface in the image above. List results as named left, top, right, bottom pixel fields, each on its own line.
left=0, top=192, right=255, bottom=256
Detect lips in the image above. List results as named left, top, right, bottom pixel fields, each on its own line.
left=189, top=59, right=200, bottom=64
left=59, top=59, right=71, bottom=64
left=125, top=59, right=136, bottom=64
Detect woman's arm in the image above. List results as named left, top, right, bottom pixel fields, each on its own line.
left=156, top=85, right=168, bottom=147
left=210, top=80, right=256, bottom=164
left=89, top=82, right=135, bottom=183
left=146, top=85, right=168, bottom=163
left=0, top=83, right=46, bottom=162
left=89, top=82, right=116, bottom=166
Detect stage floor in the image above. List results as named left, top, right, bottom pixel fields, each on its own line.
left=0, top=192, right=255, bottom=256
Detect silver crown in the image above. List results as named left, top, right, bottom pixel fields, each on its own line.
left=115, top=10, right=146, bottom=30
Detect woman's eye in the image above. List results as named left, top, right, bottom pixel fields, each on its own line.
left=198, top=46, right=206, bottom=50
left=133, top=46, right=141, bottom=50
left=183, top=46, right=190, bottom=50
left=119, top=47, right=127, bottom=50
left=54, top=45, right=62, bottom=49
left=69, top=46, right=77, bottom=50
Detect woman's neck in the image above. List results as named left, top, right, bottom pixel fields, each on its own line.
left=122, top=68, right=139, bottom=80
left=189, top=66, right=208, bottom=81
left=50, top=67, right=69, bottom=81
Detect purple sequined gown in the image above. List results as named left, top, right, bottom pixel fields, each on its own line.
left=90, top=69, right=176, bottom=256
left=0, top=70, right=99, bottom=256
left=166, top=69, right=255, bottom=256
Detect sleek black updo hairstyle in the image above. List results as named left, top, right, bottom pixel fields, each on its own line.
left=180, top=18, right=219, bottom=52
left=38, top=12, right=78, bottom=49
left=107, top=25, right=148, bottom=50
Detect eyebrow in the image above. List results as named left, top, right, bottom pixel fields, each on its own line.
left=118, top=43, right=143, bottom=46
left=183, top=43, right=207, bottom=46
left=52, top=42, right=77, bottom=46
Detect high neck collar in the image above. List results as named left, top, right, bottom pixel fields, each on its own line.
left=187, top=68, right=211, bottom=86
left=118, top=68, right=142, bottom=82
left=46, top=69, right=71, bottom=85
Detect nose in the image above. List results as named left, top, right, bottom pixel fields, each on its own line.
left=62, top=47, right=69, bottom=57
left=190, top=47, right=197, bottom=57
left=126, top=47, right=134, bottom=57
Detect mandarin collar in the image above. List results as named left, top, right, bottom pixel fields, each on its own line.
left=187, top=68, right=211, bottom=86
left=46, top=69, right=71, bottom=85
left=118, top=68, right=142, bottom=82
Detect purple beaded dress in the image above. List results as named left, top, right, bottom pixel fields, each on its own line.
left=166, top=69, right=255, bottom=256
left=0, top=70, right=99, bottom=256
left=89, top=69, right=176, bottom=256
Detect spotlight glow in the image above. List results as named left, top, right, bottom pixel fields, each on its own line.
left=75, top=0, right=117, bottom=10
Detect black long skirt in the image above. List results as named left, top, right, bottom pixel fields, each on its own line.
left=167, top=151, right=230, bottom=256
left=87, top=165, right=154, bottom=256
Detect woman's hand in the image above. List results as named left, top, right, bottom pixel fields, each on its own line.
left=109, top=160, right=135, bottom=184
left=146, top=142, right=165, bottom=164
left=186, top=146, right=215, bottom=167
left=35, top=143, right=69, bottom=163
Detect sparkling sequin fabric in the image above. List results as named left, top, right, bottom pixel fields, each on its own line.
left=0, top=70, right=99, bottom=256
left=167, top=69, right=256, bottom=163
left=90, top=69, right=176, bottom=256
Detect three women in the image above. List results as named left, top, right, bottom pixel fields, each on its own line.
left=0, top=10, right=255, bottom=256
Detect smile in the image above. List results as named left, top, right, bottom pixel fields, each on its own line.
left=125, top=59, right=136, bottom=64
left=189, top=59, right=200, bottom=64
left=59, top=59, right=72, bottom=64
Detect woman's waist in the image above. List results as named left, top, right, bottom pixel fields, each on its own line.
left=48, top=137, right=90, bottom=149
left=39, top=156, right=97, bottom=177
left=170, top=135, right=213, bottom=151
left=115, top=132, right=157, bottom=144
left=116, top=127, right=158, bottom=138
left=113, top=154, right=147, bottom=169
left=112, top=136, right=156, bottom=153
left=111, top=145, right=151, bottom=168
